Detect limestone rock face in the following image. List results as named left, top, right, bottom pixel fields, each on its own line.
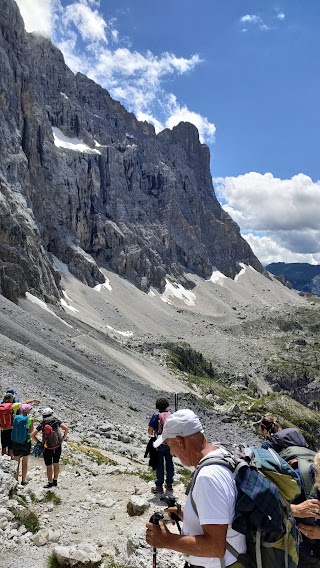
left=0, top=0, right=264, bottom=301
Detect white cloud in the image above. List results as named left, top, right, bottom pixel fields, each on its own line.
left=239, top=13, right=272, bottom=32
left=165, top=95, right=216, bottom=143
left=214, top=172, right=320, bottom=264
left=15, top=0, right=55, bottom=37
left=64, top=2, right=107, bottom=43
left=244, top=234, right=320, bottom=266
left=240, top=15, right=262, bottom=24
left=15, top=0, right=214, bottom=144
left=276, top=12, right=285, bottom=20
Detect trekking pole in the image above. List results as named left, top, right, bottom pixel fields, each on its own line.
left=149, top=512, right=164, bottom=568
left=160, top=495, right=182, bottom=533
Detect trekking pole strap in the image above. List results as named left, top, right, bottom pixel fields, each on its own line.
left=255, top=530, right=262, bottom=568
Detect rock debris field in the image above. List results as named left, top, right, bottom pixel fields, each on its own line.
left=0, top=263, right=303, bottom=567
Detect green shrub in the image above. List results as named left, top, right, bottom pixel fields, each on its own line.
left=138, top=469, right=155, bottom=482
left=165, top=342, right=216, bottom=379
left=43, top=491, right=62, bottom=505
left=13, top=508, right=40, bottom=533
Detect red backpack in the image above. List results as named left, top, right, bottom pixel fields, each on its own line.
left=0, top=403, right=13, bottom=430
left=158, top=411, right=171, bottom=434
left=43, top=418, right=61, bottom=450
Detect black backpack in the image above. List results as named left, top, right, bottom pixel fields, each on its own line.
left=269, top=428, right=308, bottom=453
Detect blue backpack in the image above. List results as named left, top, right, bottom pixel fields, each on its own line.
left=12, top=415, right=30, bottom=443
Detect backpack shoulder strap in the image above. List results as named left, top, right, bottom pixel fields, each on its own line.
left=186, top=455, right=235, bottom=515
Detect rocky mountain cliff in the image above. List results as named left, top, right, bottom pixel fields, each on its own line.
left=0, top=0, right=263, bottom=303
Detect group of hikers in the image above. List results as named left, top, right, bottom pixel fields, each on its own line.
left=1, top=388, right=320, bottom=568
left=0, top=388, right=68, bottom=488
left=146, top=400, right=320, bottom=568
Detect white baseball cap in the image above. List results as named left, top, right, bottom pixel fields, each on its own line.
left=153, top=409, right=204, bottom=448
left=42, top=407, right=54, bottom=417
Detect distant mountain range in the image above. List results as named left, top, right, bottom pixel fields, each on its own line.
left=266, top=262, right=320, bottom=296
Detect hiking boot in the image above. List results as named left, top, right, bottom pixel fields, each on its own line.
left=21, top=480, right=28, bottom=487
left=44, top=482, right=54, bottom=489
left=52, top=479, right=58, bottom=487
left=165, top=484, right=173, bottom=492
left=151, top=485, right=164, bottom=494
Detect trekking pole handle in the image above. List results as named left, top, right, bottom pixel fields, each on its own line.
left=149, top=511, right=164, bottom=525
left=149, top=513, right=164, bottom=568
left=160, top=496, right=182, bottom=533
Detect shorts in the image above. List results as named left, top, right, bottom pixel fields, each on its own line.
left=43, top=445, right=62, bottom=466
left=13, top=441, right=31, bottom=457
left=1, top=429, right=13, bottom=450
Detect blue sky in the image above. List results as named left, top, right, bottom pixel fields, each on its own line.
left=15, top=0, right=320, bottom=265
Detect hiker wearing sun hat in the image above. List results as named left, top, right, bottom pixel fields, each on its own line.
left=31, top=407, right=68, bottom=488
left=146, top=409, right=245, bottom=568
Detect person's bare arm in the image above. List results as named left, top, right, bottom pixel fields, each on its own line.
left=147, top=426, right=154, bottom=436
left=60, top=423, right=68, bottom=441
left=146, top=521, right=228, bottom=558
left=22, top=399, right=40, bottom=405
left=31, top=428, right=40, bottom=444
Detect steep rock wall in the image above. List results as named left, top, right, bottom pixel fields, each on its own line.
left=0, top=0, right=264, bottom=301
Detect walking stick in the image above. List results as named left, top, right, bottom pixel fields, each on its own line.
left=149, top=512, right=164, bottom=568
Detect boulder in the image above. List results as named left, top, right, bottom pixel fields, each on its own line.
left=53, top=542, right=102, bottom=566
left=127, top=496, right=150, bottom=517
left=33, top=528, right=61, bottom=546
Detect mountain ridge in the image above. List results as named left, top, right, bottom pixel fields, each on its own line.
left=0, top=0, right=263, bottom=303
left=266, top=262, right=320, bottom=296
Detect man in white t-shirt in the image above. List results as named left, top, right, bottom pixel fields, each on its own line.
left=145, top=409, right=245, bottom=568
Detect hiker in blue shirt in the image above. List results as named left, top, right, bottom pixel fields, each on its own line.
left=148, top=398, right=174, bottom=494
left=1, top=387, right=20, bottom=403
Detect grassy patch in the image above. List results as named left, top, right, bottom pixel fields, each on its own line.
left=177, top=467, right=193, bottom=487
left=47, top=553, right=60, bottom=568
left=165, top=342, right=216, bottom=379
left=16, top=495, right=28, bottom=507
left=138, top=469, right=155, bottom=482
left=43, top=491, right=62, bottom=505
left=69, top=442, right=117, bottom=466
left=27, top=489, right=38, bottom=503
left=12, top=508, right=40, bottom=533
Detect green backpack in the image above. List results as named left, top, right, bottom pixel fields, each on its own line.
left=187, top=446, right=301, bottom=568
left=280, top=446, right=316, bottom=498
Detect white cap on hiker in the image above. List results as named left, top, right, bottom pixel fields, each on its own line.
left=153, top=409, right=204, bottom=448
left=42, top=407, right=53, bottom=417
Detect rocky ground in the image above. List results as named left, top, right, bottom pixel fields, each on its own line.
left=0, top=399, right=260, bottom=568
left=0, top=265, right=314, bottom=567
